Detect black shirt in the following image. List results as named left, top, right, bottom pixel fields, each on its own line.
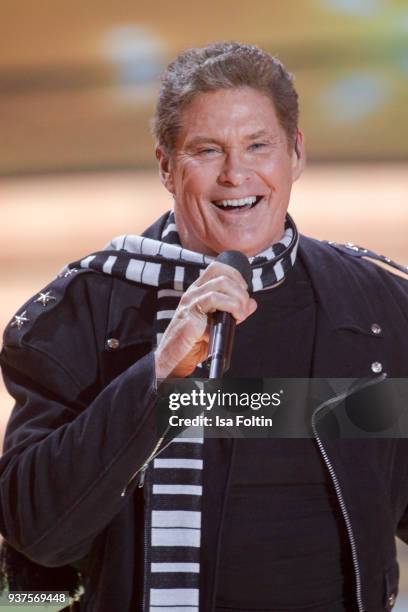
left=209, top=259, right=355, bottom=611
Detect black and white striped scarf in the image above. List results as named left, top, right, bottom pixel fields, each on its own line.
left=68, top=210, right=299, bottom=611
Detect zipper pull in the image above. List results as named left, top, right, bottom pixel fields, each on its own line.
left=120, top=463, right=148, bottom=497
left=138, top=464, right=148, bottom=488
left=120, top=433, right=169, bottom=497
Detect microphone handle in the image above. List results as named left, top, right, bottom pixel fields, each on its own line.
left=208, top=312, right=236, bottom=379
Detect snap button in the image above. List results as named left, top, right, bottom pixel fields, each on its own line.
left=388, top=592, right=396, bottom=608
left=370, top=323, right=382, bottom=335
left=371, top=361, right=383, bottom=374
left=106, top=338, right=120, bottom=350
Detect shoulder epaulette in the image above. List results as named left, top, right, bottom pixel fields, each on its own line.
left=3, top=267, right=93, bottom=347
left=326, top=241, right=408, bottom=277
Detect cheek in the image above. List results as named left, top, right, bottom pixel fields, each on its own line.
left=177, top=162, right=216, bottom=198
left=259, top=158, right=293, bottom=189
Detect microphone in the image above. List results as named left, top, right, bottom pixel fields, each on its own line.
left=207, top=250, right=252, bottom=379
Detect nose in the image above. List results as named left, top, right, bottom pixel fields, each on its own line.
left=217, top=150, right=251, bottom=187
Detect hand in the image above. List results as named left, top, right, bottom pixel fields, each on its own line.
left=154, top=261, right=257, bottom=378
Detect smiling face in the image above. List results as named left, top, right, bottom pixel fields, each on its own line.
left=156, top=87, right=305, bottom=257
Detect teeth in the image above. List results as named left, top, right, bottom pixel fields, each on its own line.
left=216, top=196, right=257, bottom=207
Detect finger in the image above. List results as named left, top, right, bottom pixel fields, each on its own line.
left=182, top=276, right=251, bottom=313
left=191, top=291, right=254, bottom=323
left=233, top=297, right=258, bottom=324
left=192, top=261, right=250, bottom=290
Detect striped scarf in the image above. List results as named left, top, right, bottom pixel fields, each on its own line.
left=68, top=210, right=299, bottom=611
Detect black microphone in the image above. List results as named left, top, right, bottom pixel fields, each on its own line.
left=207, top=250, right=252, bottom=379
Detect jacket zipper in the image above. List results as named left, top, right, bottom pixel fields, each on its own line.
left=119, top=430, right=175, bottom=612
left=312, top=425, right=364, bottom=612
left=311, top=374, right=387, bottom=612
left=138, top=433, right=176, bottom=612
left=120, top=429, right=172, bottom=497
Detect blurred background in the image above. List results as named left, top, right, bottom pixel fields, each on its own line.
left=0, top=0, right=407, bottom=607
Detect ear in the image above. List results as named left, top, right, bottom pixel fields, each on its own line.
left=291, top=129, right=305, bottom=182
left=156, top=146, right=175, bottom=194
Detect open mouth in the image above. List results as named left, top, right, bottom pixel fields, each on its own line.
left=211, top=195, right=264, bottom=211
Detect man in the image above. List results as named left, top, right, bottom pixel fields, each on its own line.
left=0, top=42, right=408, bottom=611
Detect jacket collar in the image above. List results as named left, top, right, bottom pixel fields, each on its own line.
left=298, top=234, right=382, bottom=332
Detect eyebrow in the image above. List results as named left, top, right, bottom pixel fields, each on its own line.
left=246, top=130, right=271, bottom=140
left=185, top=137, right=221, bottom=148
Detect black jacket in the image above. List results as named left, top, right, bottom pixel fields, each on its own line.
left=1, top=214, right=408, bottom=611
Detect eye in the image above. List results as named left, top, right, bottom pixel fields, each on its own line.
left=248, top=142, right=268, bottom=151
left=197, top=147, right=221, bottom=156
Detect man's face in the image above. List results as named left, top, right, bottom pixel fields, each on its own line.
left=157, top=87, right=304, bottom=257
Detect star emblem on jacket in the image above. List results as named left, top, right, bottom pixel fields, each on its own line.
left=10, top=311, right=30, bottom=330
left=34, top=291, right=57, bottom=307
left=63, top=268, right=78, bottom=278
